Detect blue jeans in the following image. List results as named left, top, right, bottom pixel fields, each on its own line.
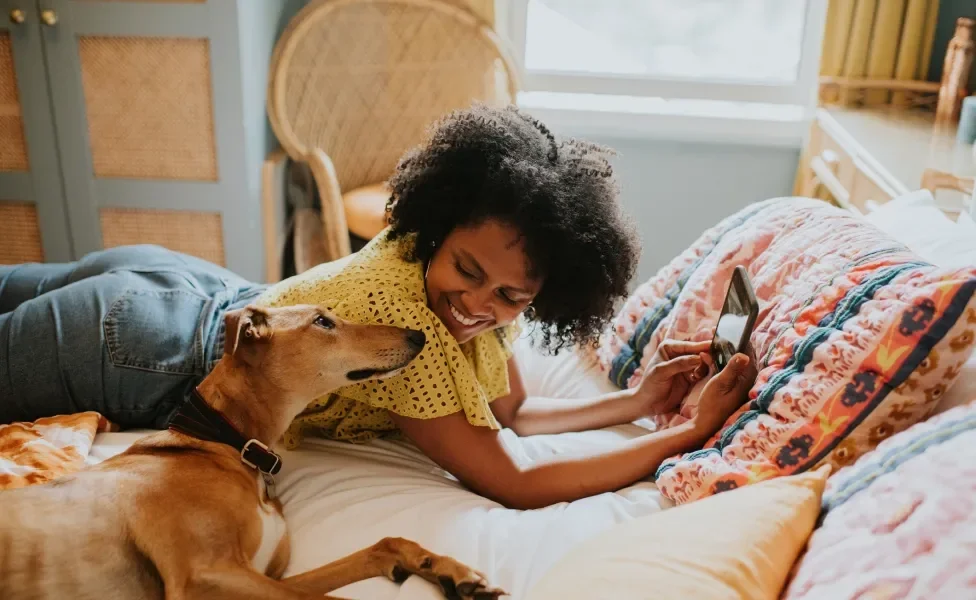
left=0, top=245, right=266, bottom=429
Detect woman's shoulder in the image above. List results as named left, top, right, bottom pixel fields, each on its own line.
left=259, top=230, right=423, bottom=308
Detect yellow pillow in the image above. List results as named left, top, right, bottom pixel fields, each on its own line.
left=526, top=466, right=830, bottom=600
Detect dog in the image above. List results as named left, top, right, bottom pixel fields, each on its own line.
left=0, top=304, right=505, bottom=599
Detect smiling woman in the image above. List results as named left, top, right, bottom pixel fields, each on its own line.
left=253, top=104, right=760, bottom=509
left=423, top=221, right=540, bottom=345
left=385, top=103, right=635, bottom=351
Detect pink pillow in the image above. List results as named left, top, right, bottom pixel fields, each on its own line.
left=784, top=401, right=976, bottom=599
left=598, top=198, right=976, bottom=504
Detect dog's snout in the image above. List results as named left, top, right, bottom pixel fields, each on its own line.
left=405, top=329, right=426, bottom=351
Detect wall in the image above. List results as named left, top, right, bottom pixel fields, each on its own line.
left=251, top=0, right=801, bottom=286
left=237, top=0, right=307, bottom=201
left=927, top=0, right=976, bottom=85
left=592, top=137, right=800, bottom=285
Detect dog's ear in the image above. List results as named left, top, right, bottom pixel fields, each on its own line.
left=223, top=306, right=273, bottom=357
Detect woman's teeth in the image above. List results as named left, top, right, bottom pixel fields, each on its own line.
left=449, top=302, right=479, bottom=326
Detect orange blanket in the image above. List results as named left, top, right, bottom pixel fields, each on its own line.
left=0, top=412, right=116, bottom=490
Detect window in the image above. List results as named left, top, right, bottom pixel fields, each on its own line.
left=501, top=0, right=827, bottom=107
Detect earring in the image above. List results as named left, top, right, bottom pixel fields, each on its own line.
left=425, top=240, right=436, bottom=280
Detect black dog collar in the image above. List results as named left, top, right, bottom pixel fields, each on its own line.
left=168, top=389, right=282, bottom=476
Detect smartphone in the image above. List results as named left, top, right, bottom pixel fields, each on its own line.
left=711, top=266, right=759, bottom=371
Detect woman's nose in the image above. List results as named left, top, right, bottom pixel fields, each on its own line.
left=460, top=292, right=492, bottom=318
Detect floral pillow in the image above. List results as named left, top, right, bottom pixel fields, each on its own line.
left=784, top=400, right=976, bottom=599
left=597, top=197, right=976, bottom=504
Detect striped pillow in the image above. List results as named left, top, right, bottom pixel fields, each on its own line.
left=598, top=197, right=976, bottom=504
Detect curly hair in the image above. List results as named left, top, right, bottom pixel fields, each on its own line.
left=386, top=104, right=640, bottom=352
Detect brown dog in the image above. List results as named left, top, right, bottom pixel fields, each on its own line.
left=0, top=305, right=505, bottom=599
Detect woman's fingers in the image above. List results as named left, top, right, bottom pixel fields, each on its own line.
left=694, top=351, right=712, bottom=380
left=659, top=339, right=713, bottom=359
left=652, top=354, right=702, bottom=379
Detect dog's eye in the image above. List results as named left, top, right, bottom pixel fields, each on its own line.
left=314, top=315, right=335, bottom=330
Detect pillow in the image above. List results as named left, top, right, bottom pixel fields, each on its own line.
left=342, top=183, right=390, bottom=240
left=863, top=190, right=957, bottom=257
left=946, top=210, right=976, bottom=269
left=868, top=196, right=976, bottom=416
left=784, top=402, right=976, bottom=599
left=932, top=351, right=976, bottom=416
left=864, top=190, right=976, bottom=271
left=597, top=197, right=976, bottom=505
left=526, top=467, right=829, bottom=600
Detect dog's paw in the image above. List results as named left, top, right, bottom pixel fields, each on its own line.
left=433, top=563, right=506, bottom=600
left=377, top=537, right=507, bottom=599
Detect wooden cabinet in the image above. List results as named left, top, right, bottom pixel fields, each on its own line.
left=797, top=108, right=975, bottom=218
left=0, top=0, right=296, bottom=281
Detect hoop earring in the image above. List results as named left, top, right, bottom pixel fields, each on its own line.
left=424, top=240, right=436, bottom=281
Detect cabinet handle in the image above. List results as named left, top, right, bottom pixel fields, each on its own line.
left=40, top=9, right=57, bottom=27
left=9, top=9, right=26, bottom=24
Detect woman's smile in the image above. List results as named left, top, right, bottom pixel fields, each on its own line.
left=424, top=220, right=541, bottom=344
left=447, top=297, right=488, bottom=328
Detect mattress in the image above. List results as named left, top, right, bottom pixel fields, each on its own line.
left=87, top=335, right=672, bottom=599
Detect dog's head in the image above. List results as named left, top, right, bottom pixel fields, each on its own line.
left=222, top=304, right=426, bottom=404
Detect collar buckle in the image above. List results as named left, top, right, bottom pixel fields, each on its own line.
left=241, top=438, right=281, bottom=474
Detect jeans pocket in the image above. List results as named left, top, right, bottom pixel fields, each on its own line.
left=103, top=289, right=207, bottom=375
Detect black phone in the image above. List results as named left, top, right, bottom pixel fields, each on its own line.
left=711, top=265, right=759, bottom=371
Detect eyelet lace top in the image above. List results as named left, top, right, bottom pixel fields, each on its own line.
left=258, top=230, right=520, bottom=448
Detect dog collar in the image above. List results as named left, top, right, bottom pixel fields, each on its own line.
left=167, top=389, right=282, bottom=476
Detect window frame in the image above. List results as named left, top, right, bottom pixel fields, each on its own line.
left=497, top=0, right=829, bottom=107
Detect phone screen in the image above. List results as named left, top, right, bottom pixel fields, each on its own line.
left=712, top=269, right=757, bottom=370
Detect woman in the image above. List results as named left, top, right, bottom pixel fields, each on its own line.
left=0, top=105, right=755, bottom=509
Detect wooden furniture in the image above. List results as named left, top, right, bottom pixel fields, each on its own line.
left=0, top=0, right=295, bottom=282
left=263, top=0, right=519, bottom=278
left=797, top=107, right=976, bottom=218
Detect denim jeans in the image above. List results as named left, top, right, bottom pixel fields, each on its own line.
left=0, top=245, right=266, bottom=429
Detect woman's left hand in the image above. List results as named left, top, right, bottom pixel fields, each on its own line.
left=634, top=340, right=712, bottom=417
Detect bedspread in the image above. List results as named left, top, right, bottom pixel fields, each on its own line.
left=0, top=412, right=114, bottom=490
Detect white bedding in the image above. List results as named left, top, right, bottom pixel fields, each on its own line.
left=87, top=336, right=672, bottom=599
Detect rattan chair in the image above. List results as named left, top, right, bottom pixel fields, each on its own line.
left=263, top=0, right=519, bottom=278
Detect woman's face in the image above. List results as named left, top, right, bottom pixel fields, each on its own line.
left=425, top=219, right=542, bottom=344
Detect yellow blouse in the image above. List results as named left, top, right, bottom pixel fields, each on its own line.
left=258, top=230, right=520, bottom=448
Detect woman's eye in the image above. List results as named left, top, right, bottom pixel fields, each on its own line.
left=314, top=315, right=335, bottom=329
left=455, top=263, right=477, bottom=280
left=498, top=290, right=518, bottom=306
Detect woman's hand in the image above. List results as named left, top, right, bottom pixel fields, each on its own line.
left=635, top=340, right=712, bottom=417
left=691, top=353, right=757, bottom=436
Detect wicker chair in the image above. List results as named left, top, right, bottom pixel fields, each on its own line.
left=263, top=0, right=519, bottom=278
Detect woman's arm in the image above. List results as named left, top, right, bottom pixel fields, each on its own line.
left=392, top=353, right=754, bottom=510
left=490, top=359, right=644, bottom=436
left=492, top=339, right=712, bottom=437
left=393, top=408, right=702, bottom=509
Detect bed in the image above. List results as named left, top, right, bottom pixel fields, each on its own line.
left=83, top=190, right=976, bottom=599
left=86, top=336, right=671, bottom=599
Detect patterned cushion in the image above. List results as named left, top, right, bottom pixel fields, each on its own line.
left=597, top=197, right=976, bottom=504
left=783, top=401, right=976, bottom=599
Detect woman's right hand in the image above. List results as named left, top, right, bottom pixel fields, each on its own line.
left=635, top=340, right=712, bottom=417
left=691, top=353, right=757, bottom=436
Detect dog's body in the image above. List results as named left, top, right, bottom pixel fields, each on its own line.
left=0, top=305, right=503, bottom=600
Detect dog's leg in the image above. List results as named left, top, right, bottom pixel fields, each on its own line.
left=186, top=566, right=345, bottom=600
left=281, top=537, right=506, bottom=600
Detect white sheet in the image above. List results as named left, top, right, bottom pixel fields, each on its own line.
left=87, top=336, right=671, bottom=599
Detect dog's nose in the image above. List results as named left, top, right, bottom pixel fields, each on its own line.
left=405, top=329, right=426, bottom=351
